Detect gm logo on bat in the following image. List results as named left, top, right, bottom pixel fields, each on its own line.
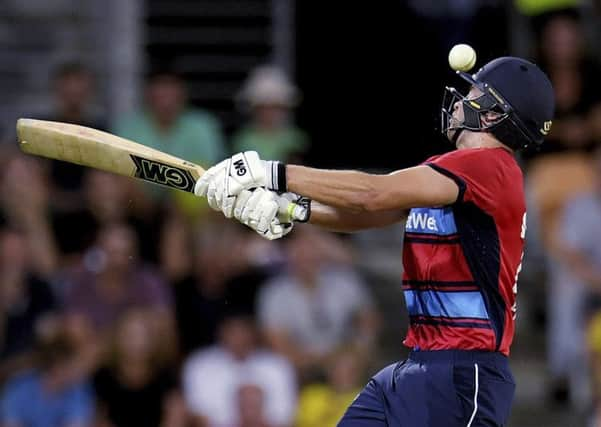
left=131, top=155, right=195, bottom=192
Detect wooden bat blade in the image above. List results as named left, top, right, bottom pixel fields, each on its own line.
left=17, top=118, right=205, bottom=193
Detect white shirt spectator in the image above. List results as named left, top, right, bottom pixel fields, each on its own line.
left=182, top=346, right=296, bottom=427
left=258, top=268, right=373, bottom=356
left=547, top=192, right=601, bottom=407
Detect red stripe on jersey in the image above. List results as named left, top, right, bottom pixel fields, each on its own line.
left=403, top=323, right=497, bottom=352
left=403, top=242, right=474, bottom=282
left=410, top=315, right=492, bottom=326
left=404, top=232, right=460, bottom=244
left=402, top=285, right=480, bottom=292
left=402, top=280, right=480, bottom=292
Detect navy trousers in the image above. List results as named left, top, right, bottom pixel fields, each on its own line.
left=338, top=350, right=515, bottom=427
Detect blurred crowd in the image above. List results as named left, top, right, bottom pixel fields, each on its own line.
left=513, top=3, right=601, bottom=426
left=1, top=1, right=601, bottom=426
left=0, top=53, right=380, bottom=427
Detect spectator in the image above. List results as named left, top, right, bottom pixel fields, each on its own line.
left=112, top=67, right=226, bottom=214
left=546, top=147, right=601, bottom=407
left=588, top=312, right=601, bottom=425
left=527, top=12, right=601, bottom=405
left=64, top=222, right=172, bottom=332
left=236, top=384, right=274, bottom=427
left=0, top=227, right=57, bottom=383
left=173, top=221, right=243, bottom=355
left=52, top=170, right=157, bottom=268
left=232, top=66, right=309, bottom=163
left=48, top=62, right=105, bottom=131
left=257, top=227, right=379, bottom=379
left=113, top=67, right=225, bottom=166
left=524, top=9, right=600, bottom=258
left=295, top=348, right=365, bottom=427
left=182, top=311, right=296, bottom=427
left=0, top=320, right=94, bottom=427
left=159, top=211, right=195, bottom=283
left=93, top=309, right=190, bottom=427
left=526, top=8, right=601, bottom=159
left=63, top=223, right=174, bottom=381
left=0, top=154, right=58, bottom=277
left=44, top=62, right=107, bottom=210
left=174, top=220, right=278, bottom=356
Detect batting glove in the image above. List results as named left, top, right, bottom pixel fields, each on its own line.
left=231, top=188, right=310, bottom=240
left=232, top=188, right=293, bottom=240
left=193, top=151, right=287, bottom=218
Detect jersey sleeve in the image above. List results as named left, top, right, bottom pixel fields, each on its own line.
left=425, top=148, right=510, bottom=213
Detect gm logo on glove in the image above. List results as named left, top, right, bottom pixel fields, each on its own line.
left=233, top=159, right=247, bottom=176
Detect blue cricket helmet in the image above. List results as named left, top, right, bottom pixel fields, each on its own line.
left=441, top=56, right=555, bottom=149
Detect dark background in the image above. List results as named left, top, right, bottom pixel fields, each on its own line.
left=295, top=2, right=510, bottom=169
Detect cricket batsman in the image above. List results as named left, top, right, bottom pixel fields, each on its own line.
left=195, top=56, right=555, bottom=426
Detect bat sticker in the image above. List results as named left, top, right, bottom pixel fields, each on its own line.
left=130, top=155, right=196, bottom=192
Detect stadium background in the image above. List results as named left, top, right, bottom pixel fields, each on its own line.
left=0, top=0, right=600, bottom=426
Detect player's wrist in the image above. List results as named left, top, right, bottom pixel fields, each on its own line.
left=264, top=160, right=287, bottom=192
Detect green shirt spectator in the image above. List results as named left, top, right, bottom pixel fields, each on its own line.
left=113, top=109, right=225, bottom=168
left=232, top=125, right=308, bottom=162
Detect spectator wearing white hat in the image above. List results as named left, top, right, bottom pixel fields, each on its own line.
left=232, top=65, right=309, bottom=163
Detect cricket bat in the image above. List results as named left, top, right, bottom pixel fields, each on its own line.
left=16, top=118, right=205, bottom=193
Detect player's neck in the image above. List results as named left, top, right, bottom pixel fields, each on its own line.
left=456, top=132, right=511, bottom=152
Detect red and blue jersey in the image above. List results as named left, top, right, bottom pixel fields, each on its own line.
left=402, top=147, right=525, bottom=356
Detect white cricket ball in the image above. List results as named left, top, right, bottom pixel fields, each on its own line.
left=448, top=44, right=477, bottom=72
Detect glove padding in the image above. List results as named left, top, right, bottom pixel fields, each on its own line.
left=234, top=188, right=294, bottom=240
left=232, top=188, right=311, bottom=240
left=194, top=151, right=284, bottom=217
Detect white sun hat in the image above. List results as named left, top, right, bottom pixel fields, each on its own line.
left=237, top=65, right=300, bottom=108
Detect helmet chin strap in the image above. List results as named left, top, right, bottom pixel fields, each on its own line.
left=449, top=127, right=465, bottom=145
left=451, top=103, right=486, bottom=145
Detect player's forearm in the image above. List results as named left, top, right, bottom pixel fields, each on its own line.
left=308, top=201, right=406, bottom=233
left=309, top=203, right=369, bottom=233
left=286, top=165, right=387, bottom=212
left=286, top=164, right=458, bottom=212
